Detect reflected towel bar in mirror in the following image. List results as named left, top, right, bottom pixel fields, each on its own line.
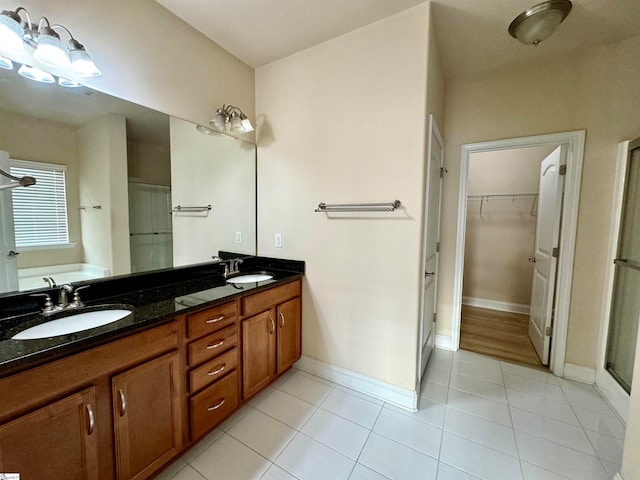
left=315, top=200, right=401, bottom=213
left=171, top=205, right=212, bottom=213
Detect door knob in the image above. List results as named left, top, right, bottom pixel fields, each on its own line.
left=425, top=271, right=435, bottom=277
left=528, top=257, right=536, bottom=263
left=6, top=250, right=19, bottom=258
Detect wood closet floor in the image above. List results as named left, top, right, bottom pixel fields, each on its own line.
left=460, top=305, right=546, bottom=370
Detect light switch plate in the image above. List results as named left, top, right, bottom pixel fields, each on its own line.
left=235, top=232, right=242, bottom=244
left=275, top=233, right=282, bottom=248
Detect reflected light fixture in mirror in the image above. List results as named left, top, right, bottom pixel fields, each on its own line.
left=210, top=104, right=254, bottom=133
left=508, top=0, right=572, bottom=46
left=0, top=6, right=101, bottom=84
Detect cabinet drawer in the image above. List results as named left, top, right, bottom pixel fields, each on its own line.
left=242, top=280, right=301, bottom=317
left=189, top=348, right=238, bottom=393
left=190, top=371, right=239, bottom=441
left=187, top=301, right=237, bottom=339
left=188, top=325, right=238, bottom=367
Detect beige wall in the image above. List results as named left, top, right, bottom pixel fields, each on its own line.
left=463, top=147, right=552, bottom=305
left=127, top=140, right=171, bottom=187
left=170, top=117, right=256, bottom=265
left=9, top=0, right=255, bottom=140
left=77, top=114, right=130, bottom=275
left=256, top=4, right=434, bottom=390
left=0, top=110, right=83, bottom=268
left=438, top=36, right=640, bottom=370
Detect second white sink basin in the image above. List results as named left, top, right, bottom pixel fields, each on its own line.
left=226, top=273, right=273, bottom=284
left=12, top=308, right=132, bottom=340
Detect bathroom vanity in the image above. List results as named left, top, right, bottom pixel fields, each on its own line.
left=0, top=256, right=303, bottom=479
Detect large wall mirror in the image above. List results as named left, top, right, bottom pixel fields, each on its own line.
left=0, top=63, right=256, bottom=295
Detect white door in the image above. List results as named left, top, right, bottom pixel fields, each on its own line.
left=418, top=115, right=444, bottom=379
left=0, top=150, right=19, bottom=293
left=529, top=146, right=566, bottom=364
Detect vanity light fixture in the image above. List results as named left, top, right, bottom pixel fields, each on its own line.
left=508, top=0, right=572, bottom=46
left=18, top=64, right=54, bottom=83
left=210, top=104, right=254, bottom=133
left=0, top=6, right=101, bottom=76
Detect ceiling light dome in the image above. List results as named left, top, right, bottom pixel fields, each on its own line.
left=509, top=0, right=572, bottom=46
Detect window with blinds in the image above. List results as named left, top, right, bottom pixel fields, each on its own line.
left=10, top=159, right=70, bottom=248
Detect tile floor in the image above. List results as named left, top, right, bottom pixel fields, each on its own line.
left=156, top=349, right=626, bottom=480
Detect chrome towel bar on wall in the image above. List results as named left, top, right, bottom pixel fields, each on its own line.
left=171, top=205, right=212, bottom=213
left=315, top=200, right=401, bottom=213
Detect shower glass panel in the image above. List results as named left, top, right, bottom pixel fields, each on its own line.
left=606, top=141, right=640, bottom=394
left=128, top=182, right=173, bottom=273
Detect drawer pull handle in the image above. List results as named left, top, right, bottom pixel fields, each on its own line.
left=118, top=388, right=126, bottom=416
left=206, top=315, right=225, bottom=324
left=206, top=340, right=225, bottom=350
left=269, top=317, right=275, bottom=334
left=279, top=312, right=285, bottom=327
left=208, top=364, right=226, bottom=376
left=208, top=398, right=226, bottom=411
left=86, top=404, right=95, bottom=435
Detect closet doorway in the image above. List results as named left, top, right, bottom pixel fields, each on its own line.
left=461, top=144, right=561, bottom=369
left=451, top=131, right=585, bottom=376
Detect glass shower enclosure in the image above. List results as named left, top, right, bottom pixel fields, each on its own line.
left=606, top=138, right=640, bottom=394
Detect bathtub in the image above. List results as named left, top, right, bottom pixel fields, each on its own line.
left=18, top=263, right=111, bottom=290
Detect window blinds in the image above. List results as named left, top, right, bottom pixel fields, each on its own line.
left=10, top=159, right=69, bottom=247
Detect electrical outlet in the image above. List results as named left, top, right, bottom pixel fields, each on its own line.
left=275, top=233, right=282, bottom=248
left=235, top=232, right=242, bottom=244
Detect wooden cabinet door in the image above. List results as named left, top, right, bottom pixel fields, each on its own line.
left=0, top=387, right=99, bottom=480
left=113, top=351, right=181, bottom=480
left=242, top=309, right=276, bottom=399
left=277, top=297, right=302, bottom=373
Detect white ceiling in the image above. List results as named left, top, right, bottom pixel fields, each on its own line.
left=156, top=0, right=640, bottom=78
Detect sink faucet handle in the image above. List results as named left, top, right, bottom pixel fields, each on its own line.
left=30, top=293, right=56, bottom=314
left=70, top=285, right=90, bottom=309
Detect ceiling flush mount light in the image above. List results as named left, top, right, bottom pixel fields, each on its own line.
left=508, top=0, right=572, bottom=46
left=209, top=104, right=254, bottom=133
left=0, top=6, right=101, bottom=77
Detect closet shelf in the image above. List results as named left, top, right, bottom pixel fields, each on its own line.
left=467, top=193, right=538, bottom=216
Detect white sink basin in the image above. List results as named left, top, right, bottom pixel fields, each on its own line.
left=226, top=273, right=273, bottom=284
left=12, top=309, right=132, bottom=340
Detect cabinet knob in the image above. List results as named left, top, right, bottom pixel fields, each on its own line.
left=269, top=317, right=275, bottom=334
left=206, top=315, right=225, bottom=324
left=279, top=312, right=285, bottom=327
left=206, top=340, right=225, bottom=350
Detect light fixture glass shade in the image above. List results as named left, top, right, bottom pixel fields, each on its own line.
left=58, top=77, right=82, bottom=87
left=33, top=27, right=70, bottom=67
left=210, top=112, right=228, bottom=131
left=240, top=117, right=254, bottom=133
left=196, top=124, right=217, bottom=135
left=229, top=115, right=244, bottom=132
left=0, top=10, right=25, bottom=54
left=0, top=55, right=13, bottom=69
left=18, top=64, right=55, bottom=83
left=68, top=40, right=101, bottom=76
left=509, top=0, right=572, bottom=46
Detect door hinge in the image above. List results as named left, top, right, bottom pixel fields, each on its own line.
left=439, top=167, right=445, bottom=179
left=559, top=165, right=567, bottom=176
left=552, top=247, right=559, bottom=258
left=436, top=242, right=440, bottom=253
left=545, top=326, right=552, bottom=336
left=433, top=313, right=437, bottom=323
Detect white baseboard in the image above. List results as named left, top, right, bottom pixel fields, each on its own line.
left=294, top=356, right=418, bottom=411
left=462, top=296, right=530, bottom=315
left=435, top=335, right=452, bottom=350
left=563, top=363, right=596, bottom=384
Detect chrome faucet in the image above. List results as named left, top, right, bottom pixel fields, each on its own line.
left=57, top=284, right=74, bottom=309
left=229, top=258, right=243, bottom=275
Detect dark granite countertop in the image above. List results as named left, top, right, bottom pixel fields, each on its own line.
left=0, top=255, right=304, bottom=379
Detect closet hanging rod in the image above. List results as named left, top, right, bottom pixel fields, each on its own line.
left=171, top=204, right=212, bottom=213
left=315, top=200, right=401, bottom=213
left=467, top=193, right=538, bottom=200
